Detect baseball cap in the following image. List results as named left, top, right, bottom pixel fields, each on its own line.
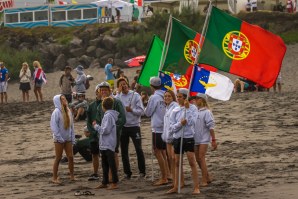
left=75, top=65, right=84, bottom=72
left=196, top=93, right=208, bottom=100
left=178, top=88, right=189, bottom=96
left=149, top=77, right=161, bottom=87
left=98, top=81, right=111, bottom=88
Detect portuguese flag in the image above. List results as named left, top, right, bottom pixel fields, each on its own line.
left=198, top=6, right=286, bottom=88
left=162, top=17, right=203, bottom=75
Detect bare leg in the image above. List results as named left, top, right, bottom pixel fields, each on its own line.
left=195, top=144, right=209, bottom=186
left=166, top=143, right=174, bottom=180
left=277, top=83, right=281, bottom=93
left=0, top=93, right=3, bottom=104
left=162, top=149, right=171, bottom=179
left=186, top=151, right=200, bottom=194
left=64, top=142, right=75, bottom=180
left=273, top=82, right=277, bottom=92
left=75, top=107, right=85, bottom=121
left=34, top=87, right=39, bottom=101
left=22, top=91, right=26, bottom=102
left=167, top=154, right=180, bottom=193
left=153, top=149, right=168, bottom=185
left=25, top=91, right=29, bottom=102
left=92, top=154, right=99, bottom=175
left=37, top=88, right=43, bottom=102
left=53, top=142, right=64, bottom=183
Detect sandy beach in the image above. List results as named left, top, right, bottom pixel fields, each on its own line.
left=0, top=44, right=298, bottom=199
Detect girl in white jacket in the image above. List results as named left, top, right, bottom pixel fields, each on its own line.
left=162, top=90, right=179, bottom=182
left=194, top=93, right=217, bottom=187
left=50, top=94, right=75, bottom=184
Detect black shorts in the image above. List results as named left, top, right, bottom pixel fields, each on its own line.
left=90, top=140, right=99, bottom=155
left=173, top=138, right=195, bottom=154
left=19, top=82, right=31, bottom=91
left=152, top=132, right=166, bottom=150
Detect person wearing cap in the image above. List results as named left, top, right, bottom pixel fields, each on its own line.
left=116, top=77, right=146, bottom=179
left=167, top=88, right=200, bottom=194
left=144, top=76, right=168, bottom=186
left=59, top=66, right=75, bottom=103
left=86, top=83, right=103, bottom=181
left=74, top=65, right=87, bottom=94
left=95, top=81, right=126, bottom=184
left=0, top=62, right=9, bottom=104
left=104, top=58, right=119, bottom=90
left=194, top=93, right=217, bottom=187
left=69, top=93, right=88, bottom=121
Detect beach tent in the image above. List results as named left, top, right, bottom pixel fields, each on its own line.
left=91, top=0, right=132, bottom=8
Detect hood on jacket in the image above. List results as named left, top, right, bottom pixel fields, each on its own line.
left=105, top=110, right=119, bottom=122
left=53, top=94, right=62, bottom=110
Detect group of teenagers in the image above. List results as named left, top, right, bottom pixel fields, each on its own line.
left=50, top=74, right=218, bottom=195
left=0, top=60, right=47, bottom=103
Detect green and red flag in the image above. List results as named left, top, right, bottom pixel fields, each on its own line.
left=162, top=18, right=203, bottom=75
left=138, top=35, right=164, bottom=87
left=198, top=6, right=286, bottom=88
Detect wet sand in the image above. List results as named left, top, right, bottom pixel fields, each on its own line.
left=0, top=44, right=297, bottom=198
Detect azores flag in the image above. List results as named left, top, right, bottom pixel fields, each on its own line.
left=159, top=72, right=177, bottom=93
left=190, top=65, right=234, bottom=101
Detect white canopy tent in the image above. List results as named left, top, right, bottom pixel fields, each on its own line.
left=91, top=0, right=133, bottom=8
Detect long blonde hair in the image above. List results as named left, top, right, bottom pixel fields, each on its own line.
left=60, top=96, right=71, bottom=129
left=22, top=62, right=29, bottom=71
left=33, top=61, right=42, bottom=69
left=200, top=98, right=210, bottom=110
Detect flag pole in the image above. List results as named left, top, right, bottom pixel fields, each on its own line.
left=177, top=0, right=213, bottom=194
left=187, top=0, right=213, bottom=95
left=158, top=14, right=172, bottom=73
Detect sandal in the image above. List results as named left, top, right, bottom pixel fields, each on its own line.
left=82, top=191, right=95, bottom=195
left=74, top=190, right=95, bottom=196
left=74, top=191, right=81, bottom=196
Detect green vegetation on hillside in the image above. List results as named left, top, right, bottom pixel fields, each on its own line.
left=0, top=46, right=40, bottom=80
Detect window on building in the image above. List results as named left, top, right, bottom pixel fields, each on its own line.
left=68, top=10, right=81, bottom=20
left=83, top=8, right=97, bottom=19
left=35, top=11, right=48, bottom=21
left=52, top=11, right=66, bottom=21
left=20, top=12, right=33, bottom=22
left=5, top=13, right=19, bottom=23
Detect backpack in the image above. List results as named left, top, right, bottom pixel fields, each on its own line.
left=85, top=78, right=90, bottom=90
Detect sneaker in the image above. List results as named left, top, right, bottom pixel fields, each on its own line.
left=88, top=174, right=99, bottom=181
left=139, top=173, right=146, bottom=178
left=121, top=174, right=131, bottom=181
left=137, top=173, right=146, bottom=180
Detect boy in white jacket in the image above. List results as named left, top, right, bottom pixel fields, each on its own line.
left=93, top=97, right=119, bottom=190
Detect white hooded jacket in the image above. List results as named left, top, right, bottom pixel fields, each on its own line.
left=50, top=95, right=75, bottom=144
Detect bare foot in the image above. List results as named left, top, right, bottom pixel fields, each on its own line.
left=166, top=187, right=178, bottom=194
left=192, top=188, right=200, bottom=195
left=153, top=178, right=168, bottom=186
left=51, top=178, right=61, bottom=184
left=107, top=183, right=118, bottom=190
left=70, top=176, right=77, bottom=181
left=95, top=184, right=108, bottom=189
